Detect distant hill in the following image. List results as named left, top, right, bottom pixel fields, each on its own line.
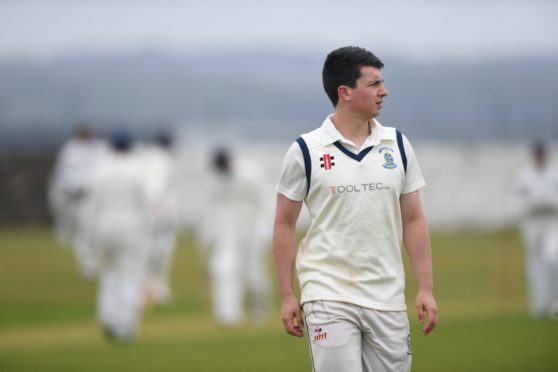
left=0, top=51, right=557, bottom=152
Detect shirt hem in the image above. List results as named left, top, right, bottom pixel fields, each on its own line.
left=300, top=295, right=407, bottom=312
left=276, top=186, right=304, bottom=202
left=402, top=181, right=426, bottom=195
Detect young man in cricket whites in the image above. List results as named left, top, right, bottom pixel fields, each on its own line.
left=273, top=46, right=437, bottom=372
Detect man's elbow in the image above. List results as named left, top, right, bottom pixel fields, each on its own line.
left=402, top=210, right=427, bottom=230
left=274, top=216, right=297, bottom=232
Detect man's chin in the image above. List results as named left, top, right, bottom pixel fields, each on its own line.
left=370, top=111, right=381, bottom=119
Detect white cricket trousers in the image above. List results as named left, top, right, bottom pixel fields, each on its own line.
left=520, top=217, right=558, bottom=317
left=209, top=227, right=271, bottom=325
left=94, top=225, right=150, bottom=341
left=303, top=301, right=411, bottom=372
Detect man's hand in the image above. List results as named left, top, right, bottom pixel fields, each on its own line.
left=281, top=294, right=304, bottom=337
left=416, top=289, right=438, bottom=335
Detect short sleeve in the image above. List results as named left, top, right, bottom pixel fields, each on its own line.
left=276, top=142, right=307, bottom=202
left=401, top=134, right=426, bottom=194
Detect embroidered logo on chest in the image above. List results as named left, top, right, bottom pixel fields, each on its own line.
left=379, top=147, right=397, bottom=169
left=320, top=154, right=335, bottom=170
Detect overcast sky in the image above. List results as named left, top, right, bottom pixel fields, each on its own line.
left=1, top=0, right=557, bottom=61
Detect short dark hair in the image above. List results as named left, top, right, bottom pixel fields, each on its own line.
left=111, top=130, right=133, bottom=152
left=213, top=147, right=231, bottom=174
left=532, top=141, right=546, bottom=158
left=322, top=46, right=384, bottom=107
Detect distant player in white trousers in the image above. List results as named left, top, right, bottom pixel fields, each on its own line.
left=142, top=131, right=178, bottom=305
left=511, top=143, right=558, bottom=318
left=48, top=125, right=108, bottom=279
left=201, top=148, right=272, bottom=326
left=80, top=132, right=153, bottom=341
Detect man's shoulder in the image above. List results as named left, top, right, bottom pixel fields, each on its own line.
left=297, top=127, right=324, bottom=150
left=374, top=120, right=399, bottom=141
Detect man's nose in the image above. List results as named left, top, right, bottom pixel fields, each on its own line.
left=380, top=84, right=389, bottom=97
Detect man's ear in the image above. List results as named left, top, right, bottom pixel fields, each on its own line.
left=338, top=86, right=351, bottom=102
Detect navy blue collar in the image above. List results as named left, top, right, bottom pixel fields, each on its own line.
left=333, top=141, right=374, bottom=162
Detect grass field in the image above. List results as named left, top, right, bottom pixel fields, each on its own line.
left=1, top=226, right=557, bottom=372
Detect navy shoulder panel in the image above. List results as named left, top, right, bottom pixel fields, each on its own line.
left=295, top=137, right=311, bottom=197
left=396, top=130, right=407, bottom=173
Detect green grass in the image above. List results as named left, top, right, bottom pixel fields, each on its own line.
left=0, top=227, right=557, bottom=372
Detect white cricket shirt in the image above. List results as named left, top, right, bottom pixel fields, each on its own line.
left=276, top=114, right=425, bottom=311
left=511, top=165, right=558, bottom=220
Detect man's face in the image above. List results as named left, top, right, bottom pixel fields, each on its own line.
left=347, top=66, right=389, bottom=118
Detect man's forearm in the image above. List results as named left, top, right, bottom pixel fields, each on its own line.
left=273, top=221, right=298, bottom=299
left=403, top=216, right=433, bottom=290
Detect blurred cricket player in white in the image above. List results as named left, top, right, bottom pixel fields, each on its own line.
left=80, top=131, right=153, bottom=341
left=48, top=124, right=108, bottom=279
left=200, top=148, right=272, bottom=326
left=142, top=131, right=179, bottom=305
left=511, top=142, right=558, bottom=318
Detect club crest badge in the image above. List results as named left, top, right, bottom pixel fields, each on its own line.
left=379, top=147, right=397, bottom=169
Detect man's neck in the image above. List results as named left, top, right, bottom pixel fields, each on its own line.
left=331, top=110, right=374, bottom=148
